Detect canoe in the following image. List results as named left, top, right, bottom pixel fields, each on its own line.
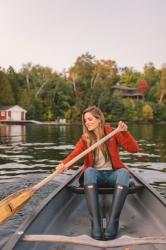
left=2, top=167, right=166, bottom=250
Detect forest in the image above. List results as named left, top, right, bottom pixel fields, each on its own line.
left=0, top=52, right=166, bottom=122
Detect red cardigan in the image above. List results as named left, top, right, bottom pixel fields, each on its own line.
left=63, top=124, right=139, bottom=173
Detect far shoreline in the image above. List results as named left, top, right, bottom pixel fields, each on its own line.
left=0, top=120, right=166, bottom=126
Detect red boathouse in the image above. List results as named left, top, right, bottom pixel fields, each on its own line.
left=0, top=105, right=27, bottom=121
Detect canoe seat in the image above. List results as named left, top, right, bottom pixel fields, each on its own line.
left=68, top=179, right=144, bottom=194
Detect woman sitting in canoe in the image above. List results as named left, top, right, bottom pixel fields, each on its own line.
left=56, top=106, right=139, bottom=241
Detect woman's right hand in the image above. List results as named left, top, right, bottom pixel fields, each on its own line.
left=117, top=121, right=128, bottom=132
left=55, top=162, right=66, bottom=173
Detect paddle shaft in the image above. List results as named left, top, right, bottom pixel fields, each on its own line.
left=33, top=127, right=121, bottom=191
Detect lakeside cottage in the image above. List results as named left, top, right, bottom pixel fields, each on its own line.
left=0, top=105, right=27, bottom=121
left=111, top=83, right=143, bottom=100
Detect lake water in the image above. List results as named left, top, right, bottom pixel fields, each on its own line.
left=0, top=123, right=166, bottom=245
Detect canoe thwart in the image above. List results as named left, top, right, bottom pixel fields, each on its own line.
left=22, top=234, right=166, bottom=248
left=68, top=179, right=144, bottom=194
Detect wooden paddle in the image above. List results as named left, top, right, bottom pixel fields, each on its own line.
left=0, top=124, right=125, bottom=224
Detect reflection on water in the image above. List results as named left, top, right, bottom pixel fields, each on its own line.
left=0, top=124, right=26, bottom=144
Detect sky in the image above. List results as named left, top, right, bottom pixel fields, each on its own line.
left=0, top=0, right=166, bottom=73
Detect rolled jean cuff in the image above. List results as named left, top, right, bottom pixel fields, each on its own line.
left=116, top=169, right=129, bottom=187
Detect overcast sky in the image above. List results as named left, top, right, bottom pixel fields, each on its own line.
left=0, top=0, right=165, bottom=73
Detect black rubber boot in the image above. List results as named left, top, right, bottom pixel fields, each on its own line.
left=84, top=184, right=103, bottom=240
left=104, top=184, right=128, bottom=240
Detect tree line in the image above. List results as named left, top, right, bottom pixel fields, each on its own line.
left=0, top=52, right=166, bottom=122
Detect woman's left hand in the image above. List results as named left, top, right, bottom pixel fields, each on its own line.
left=118, top=121, right=128, bottom=131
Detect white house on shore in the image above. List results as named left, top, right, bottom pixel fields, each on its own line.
left=0, top=105, right=27, bottom=121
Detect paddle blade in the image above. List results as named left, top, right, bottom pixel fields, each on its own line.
left=0, top=188, right=34, bottom=224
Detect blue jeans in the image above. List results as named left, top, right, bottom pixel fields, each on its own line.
left=84, top=167, right=129, bottom=187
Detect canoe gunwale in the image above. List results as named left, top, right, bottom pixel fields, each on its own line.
left=126, top=167, right=166, bottom=207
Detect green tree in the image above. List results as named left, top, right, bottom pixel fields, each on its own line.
left=6, top=66, right=24, bottom=103
left=68, top=52, right=96, bottom=114
left=20, top=63, right=33, bottom=91
left=135, top=101, right=144, bottom=121
left=159, top=65, right=166, bottom=104
left=91, top=60, right=119, bottom=107
left=119, top=67, right=141, bottom=87
left=18, top=88, right=33, bottom=109
left=0, top=71, right=15, bottom=105
left=152, top=103, right=166, bottom=121
left=146, top=82, right=160, bottom=103
left=105, top=96, right=124, bottom=122
left=122, top=99, right=137, bottom=121
left=69, top=53, right=119, bottom=115
left=143, top=62, right=160, bottom=87
left=26, top=99, right=44, bottom=120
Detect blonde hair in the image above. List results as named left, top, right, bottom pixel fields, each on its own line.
left=82, top=106, right=109, bottom=161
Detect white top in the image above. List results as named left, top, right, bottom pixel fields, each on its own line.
left=94, top=149, right=112, bottom=170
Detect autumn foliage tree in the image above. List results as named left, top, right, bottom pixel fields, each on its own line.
left=142, top=104, right=154, bottom=121
left=137, top=80, right=149, bottom=96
